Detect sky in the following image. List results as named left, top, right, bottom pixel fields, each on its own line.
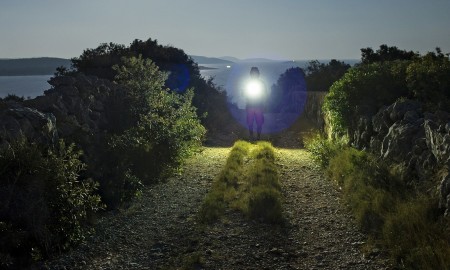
left=1, top=0, right=450, bottom=60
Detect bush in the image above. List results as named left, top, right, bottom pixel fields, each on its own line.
left=93, top=56, right=205, bottom=207
left=70, top=38, right=232, bottom=135
left=323, top=61, right=409, bottom=138
left=406, top=50, right=450, bottom=111
left=323, top=48, right=449, bottom=140
left=0, top=138, right=102, bottom=268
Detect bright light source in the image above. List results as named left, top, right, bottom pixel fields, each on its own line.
left=245, top=80, right=263, bottom=99
left=226, top=65, right=231, bottom=68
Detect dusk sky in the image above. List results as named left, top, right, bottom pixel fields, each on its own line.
left=1, top=0, right=450, bottom=60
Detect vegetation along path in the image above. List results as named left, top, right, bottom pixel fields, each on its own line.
left=45, top=144, right=391, bottom=269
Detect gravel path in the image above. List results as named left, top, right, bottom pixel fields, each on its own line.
left=44, top=146, right=391, bottom=269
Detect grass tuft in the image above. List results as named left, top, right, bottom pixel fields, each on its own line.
left=306, top=134, right=450, bottom=269
left=199, top=140, right=283, bottom=224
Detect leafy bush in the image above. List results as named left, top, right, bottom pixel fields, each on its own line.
left=70, top=38, right=231, bottom=134
left=406, top=50, right=450, bottom=111
left=95, top=55, right=205, bottom=207
left=323, top=61, right=409, bottom=138
left=0, top=138, right=102, bottom=268
left=323, top=47, right=449, bottom=140
left=113, top=55, right=205, bottom=174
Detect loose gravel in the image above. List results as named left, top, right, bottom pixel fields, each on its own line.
left=43, top=146, right=391, bottom=269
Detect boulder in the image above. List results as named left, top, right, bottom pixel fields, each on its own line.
left=0, top=101, right=58, bottom=147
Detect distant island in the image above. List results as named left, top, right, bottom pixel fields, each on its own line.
left=190, top=55, right=234, bottom=64
left=198, top=66, right=218, bottom=70
left=0, top=57, right=71, bottom=76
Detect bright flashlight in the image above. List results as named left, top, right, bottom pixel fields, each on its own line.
left=245, top=80, right=263, bottom=99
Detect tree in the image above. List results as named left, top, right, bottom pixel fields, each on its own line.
left=360, top=44, right=418, bottom=64
left=305, top=59, right=351, bottom=92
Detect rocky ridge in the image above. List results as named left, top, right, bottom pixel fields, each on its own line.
left=352, top=99, right=450, bottom=215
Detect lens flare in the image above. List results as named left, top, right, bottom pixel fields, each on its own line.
left=245, top=80, right=263, bottom=99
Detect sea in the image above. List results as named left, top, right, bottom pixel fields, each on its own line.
left=0, top=60, right=355, bottom=100
left=0, top=75, right=52, bottom=99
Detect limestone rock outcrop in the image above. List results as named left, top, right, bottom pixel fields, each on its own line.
left=352, top=99, right=450, bottom=214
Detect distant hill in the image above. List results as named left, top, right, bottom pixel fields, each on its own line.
left=0, top=57, right=71, bottom=76
left=239, top=58, right=281, bottom=63
left=189, top=55, right=234, bottom=64
left=219, top=56, right=241, bottom=62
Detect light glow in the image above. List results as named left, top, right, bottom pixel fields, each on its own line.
left=245, top=80, right=263, bottom=99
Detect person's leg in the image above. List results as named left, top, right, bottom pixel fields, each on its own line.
left=246, top=109, right=255, bottom=139
left=255, top=109, right=264, bottom=140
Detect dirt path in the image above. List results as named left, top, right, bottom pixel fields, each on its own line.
left=44, top=145, right=390, bottom=269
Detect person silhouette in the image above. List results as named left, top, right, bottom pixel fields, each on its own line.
left=243, top=67, right=267, bottom=140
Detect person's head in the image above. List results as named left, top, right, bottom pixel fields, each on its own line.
left=250, top=67, right=260, bottom=78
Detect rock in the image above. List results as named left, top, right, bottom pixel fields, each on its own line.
left=0, top=101, right=58, bottom=147
left=425, top=118, right=450, bottom=166
left=439, top=171, right=450, bottom=216
left=381, top=121, right=423, bottom=162
left=388, top=100, right=421, bottom=122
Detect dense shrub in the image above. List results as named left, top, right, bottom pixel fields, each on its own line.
left=406, top=50, right=450, bottom=111
left=323, top=47, right=449, bottom=140
left=323, top=61, right=409, bottom=138
left=70, top=38, right=231, bottom=133
left=0, top=138, right=102, bottom=268
left=96, top=55, right=205, bottom=207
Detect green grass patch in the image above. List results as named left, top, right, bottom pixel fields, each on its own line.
left=303, top=132, right=344, bottom=168
left=199, top=141, right=282, bottom=224
left=306, top=135, right=450, bottom=269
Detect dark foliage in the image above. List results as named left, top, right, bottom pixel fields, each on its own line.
left=0, top=138, right=102, bottom=268
left=269, top=67, right=306, bottom=112
left=324, top=60, right=410, bottom=137
left=324, top=47, right=449, bottom=138
left=70, top=38, right=230, bottom=132
left=305, top=59, right=351, bottom=92
left=360, top=44, right=418, bottom=64
left=406, top=49, right=450, bottom=111
left=0, top=94, right=25, bottom=103
left=94, top=56, right=205, bottom=207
